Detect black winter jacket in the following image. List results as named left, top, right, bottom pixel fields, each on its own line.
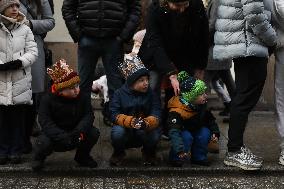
left=62, top=0, right=141, bottom=42
left=38, top=92, right=94, bottom=141
left=138, top=0, right=209, bottom=76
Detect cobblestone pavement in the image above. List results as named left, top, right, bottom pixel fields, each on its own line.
left=1, top=174, right=284, bottom=189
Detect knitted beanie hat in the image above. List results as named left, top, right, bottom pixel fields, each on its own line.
left=47, top=59, right=80, bottom=93
left=0, top=0, right=20, bottom=14
left=119, top=53, right=149, bottom=86
left=178, top=71, right=207, bottom=105
left=133, top=29, right=146, bottom=44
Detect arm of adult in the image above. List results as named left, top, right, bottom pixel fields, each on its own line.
left=38, top=94, right=67, bottom=141
left=29, top=0, right=55, bottom=35
left=242, top=0, right=277, bottom=47
left=62, top=0, right=80, bottom=42
left=119, top=0, right=141, bottom=42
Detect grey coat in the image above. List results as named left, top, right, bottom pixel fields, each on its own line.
left=20, top=0, right=55, bottom=93
left=206, top=0, right=232, bottom=70
left=213, top=0, right=277, bottom=61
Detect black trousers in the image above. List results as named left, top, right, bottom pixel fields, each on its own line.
left=228, top=57, right=268, bottom=152
left=34, top=127, right=100, bottom=161
left=0, top=105, right=28, bottom=156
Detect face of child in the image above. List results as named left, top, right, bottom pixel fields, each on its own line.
left=59, top=84, right=80, bottom=98
left=3, top=4, right=19, bottom=19
left=131, top=75, right=149, bottom=93
left=167, top=1, right=189, bottom=13
left=192, top=93, right=207, bottom=105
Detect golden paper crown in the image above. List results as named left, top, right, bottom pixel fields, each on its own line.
left=119, top=53, right=147, bottom=79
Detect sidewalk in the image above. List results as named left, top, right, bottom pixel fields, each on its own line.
left=0, top=100, right=282, bottom=176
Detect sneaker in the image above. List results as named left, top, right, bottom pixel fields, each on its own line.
left=109, top=152, right=126, bottom=166
left=0, top=156, right=8, bottom=165
left=279, top=151, right=284, bottom=166
left=75, top=156, right=98, bottom=168
left=224, top=146, right=262, bottom=170
left=31, top=160, right=44, bottom=171
left=10, top=155, right=22, bottom=164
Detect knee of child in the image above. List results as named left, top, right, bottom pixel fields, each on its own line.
left=182, top=130, right=194, bottom=144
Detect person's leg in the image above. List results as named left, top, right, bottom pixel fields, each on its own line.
left=0, top=106, right=9, bottom=164
left=274, top=47, right=284, bottom=165
left=78, top=35, right=101, bottom=102
left=191, top=127, right=211, bottom=165
left=74, top=127, right=100, bottom=168
left=211, top=79, right=231, bottom=104
left=218, top=69, right=236, bottom=98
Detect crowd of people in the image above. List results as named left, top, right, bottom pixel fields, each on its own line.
left=0, top=0, right=283, bottom=172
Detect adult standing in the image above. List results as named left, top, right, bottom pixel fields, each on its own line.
left=62, top=0, right=141, bottom=120
left=19, top=0, right=55, bottom=153
left=0, top=0, right=38, bottom=164
left=214, top=0, right=277, bottom=170
left=264, top=0, right=284, bottom=166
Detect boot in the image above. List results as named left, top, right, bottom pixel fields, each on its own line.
left=109, top=151, right=126, bottom=166
left=31, top=159, right=45, bottom=171
left=74, top=155, right=98, bottom=168
left=219, top=102, right=230, bottom=116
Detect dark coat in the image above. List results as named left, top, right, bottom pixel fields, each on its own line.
left=38, top=92, right=94, bottom=141
left=110, top=84, right=161, bottom=123
left=138, top=0, right=209, bottom=76
left=62, top=0, right=141, bottom=42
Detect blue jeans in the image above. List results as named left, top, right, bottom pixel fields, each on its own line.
left=111, top=125, right=161, bottom=154
left=169, top=127, right=211, bottom=161
left=78, top=35, right=124, bottom=101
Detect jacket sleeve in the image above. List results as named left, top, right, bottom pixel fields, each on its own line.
left=141, top=3, right=177, bottom=76
left=119, top=0, right=141, bottom=42
left=62, top=0, right=80, bottom=42
left=168, top=111, right=185, bottom=154
left=275, top=0, right=284, bottom=19
left=18, top=27, right=38, bottom=68
left=73, top=94, right=95, bottom=134
left=204, top=110, right=220, bottom=138
left=242, top=0, right=277, bottom=47
left=38, top=95, right=66, bottom=141
left=29, top=0, right=55, bottom=35
left=207, top=0, right=218, bottom=45
left=192, top=2, right=209, bottom=70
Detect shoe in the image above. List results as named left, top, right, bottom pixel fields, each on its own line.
left=0, top=156, right=8, bottom=165
left=142, top=151, right=157, bottom=166
left=169, top=160, right=184, bottom=167
left=208, top=140, right=219, bottom=154
left=224, top=146, right=262, bottom=171
left=279, top=151, right=284, bottom=166
left=109, top=152, right=126, bottom=166
left=10, top=155, right=22, bottom=164
left=75, top=156, right=98, bottom=168
left=191, top=159, right=210, bottom=166
left=219, top=102, right=230, bottom=116
left=31, top=160, right=44, bottom=171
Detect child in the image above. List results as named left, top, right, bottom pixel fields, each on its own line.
left=109, top=53, right=161, bottom=166
left=168, top=71, right=220, bottom=167
left=31, top=59, right=100, bottom=171
left=0, top=0, right=37, bottom=165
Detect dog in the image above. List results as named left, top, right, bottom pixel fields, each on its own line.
left=92, top=75, right=109, bottom=103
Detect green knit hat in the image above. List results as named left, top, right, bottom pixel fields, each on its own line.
left=178, top=71, right=207, bottom=105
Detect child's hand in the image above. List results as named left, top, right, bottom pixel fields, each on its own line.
left=211, top=134, right=218, bottom=142
left=178, top=152, right=191, bottom=159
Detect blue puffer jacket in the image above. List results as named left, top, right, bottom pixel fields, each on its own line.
left=213, top=0, right=277, bottom=61
left=110, top=84, right=161, bottom=124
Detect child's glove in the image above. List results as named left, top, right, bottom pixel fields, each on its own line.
left=178, top=151, right=191, bottom=160
left=131, top=117, right=145, bottom=129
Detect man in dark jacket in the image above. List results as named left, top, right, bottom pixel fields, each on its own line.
left=62, top=0, right=141, bottom=121
left=31, top=59, right=100, bottom=171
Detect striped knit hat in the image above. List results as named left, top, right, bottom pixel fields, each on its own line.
left=0, top=0, right=20, bottom=13
left=47, top=59, right=80, bottom=93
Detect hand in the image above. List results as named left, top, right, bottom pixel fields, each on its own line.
left=169, top=74, right=180, bottom=96
left=178, top=152, right=191, bottom=159
left=211, top=134, right=218, bottom=142
left=132, top=117, right=143, bottom=129
left=194, top=69, right=205, bottom=80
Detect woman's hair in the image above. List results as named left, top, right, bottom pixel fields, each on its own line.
left=28, top=0, right=42, bottom=14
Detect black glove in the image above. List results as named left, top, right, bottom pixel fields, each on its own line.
left=6, top=59, right=22, bottom=70
left=0, top=63, right=9, bottom=71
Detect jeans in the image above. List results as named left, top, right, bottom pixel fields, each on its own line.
left=169, top=127, right=211, bottom=161
left=78, top=35, right=124, bottom=102
left=111, top=125, right=161, bottom=154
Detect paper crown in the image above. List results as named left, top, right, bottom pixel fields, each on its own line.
left=118, top=53, right=149, bottom=85
left=47, top=59, right=80, bottom=92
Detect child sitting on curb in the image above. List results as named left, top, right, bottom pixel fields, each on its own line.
left=109, top=53, right=161, bottom=166
left=31, top=59, right=100, bottom=171
left=168, top=71, right=220, bottom=167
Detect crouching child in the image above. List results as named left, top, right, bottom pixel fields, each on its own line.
left=31, top=59, right=100, bottom=171
left=168, top=71, right=220, bottom=167
left=109, top=53, right=161, bottom=166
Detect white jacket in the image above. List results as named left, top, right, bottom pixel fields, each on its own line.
left=0, top=12, right=38, bottom=105
left=214, top=0, right=277, bottom=61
